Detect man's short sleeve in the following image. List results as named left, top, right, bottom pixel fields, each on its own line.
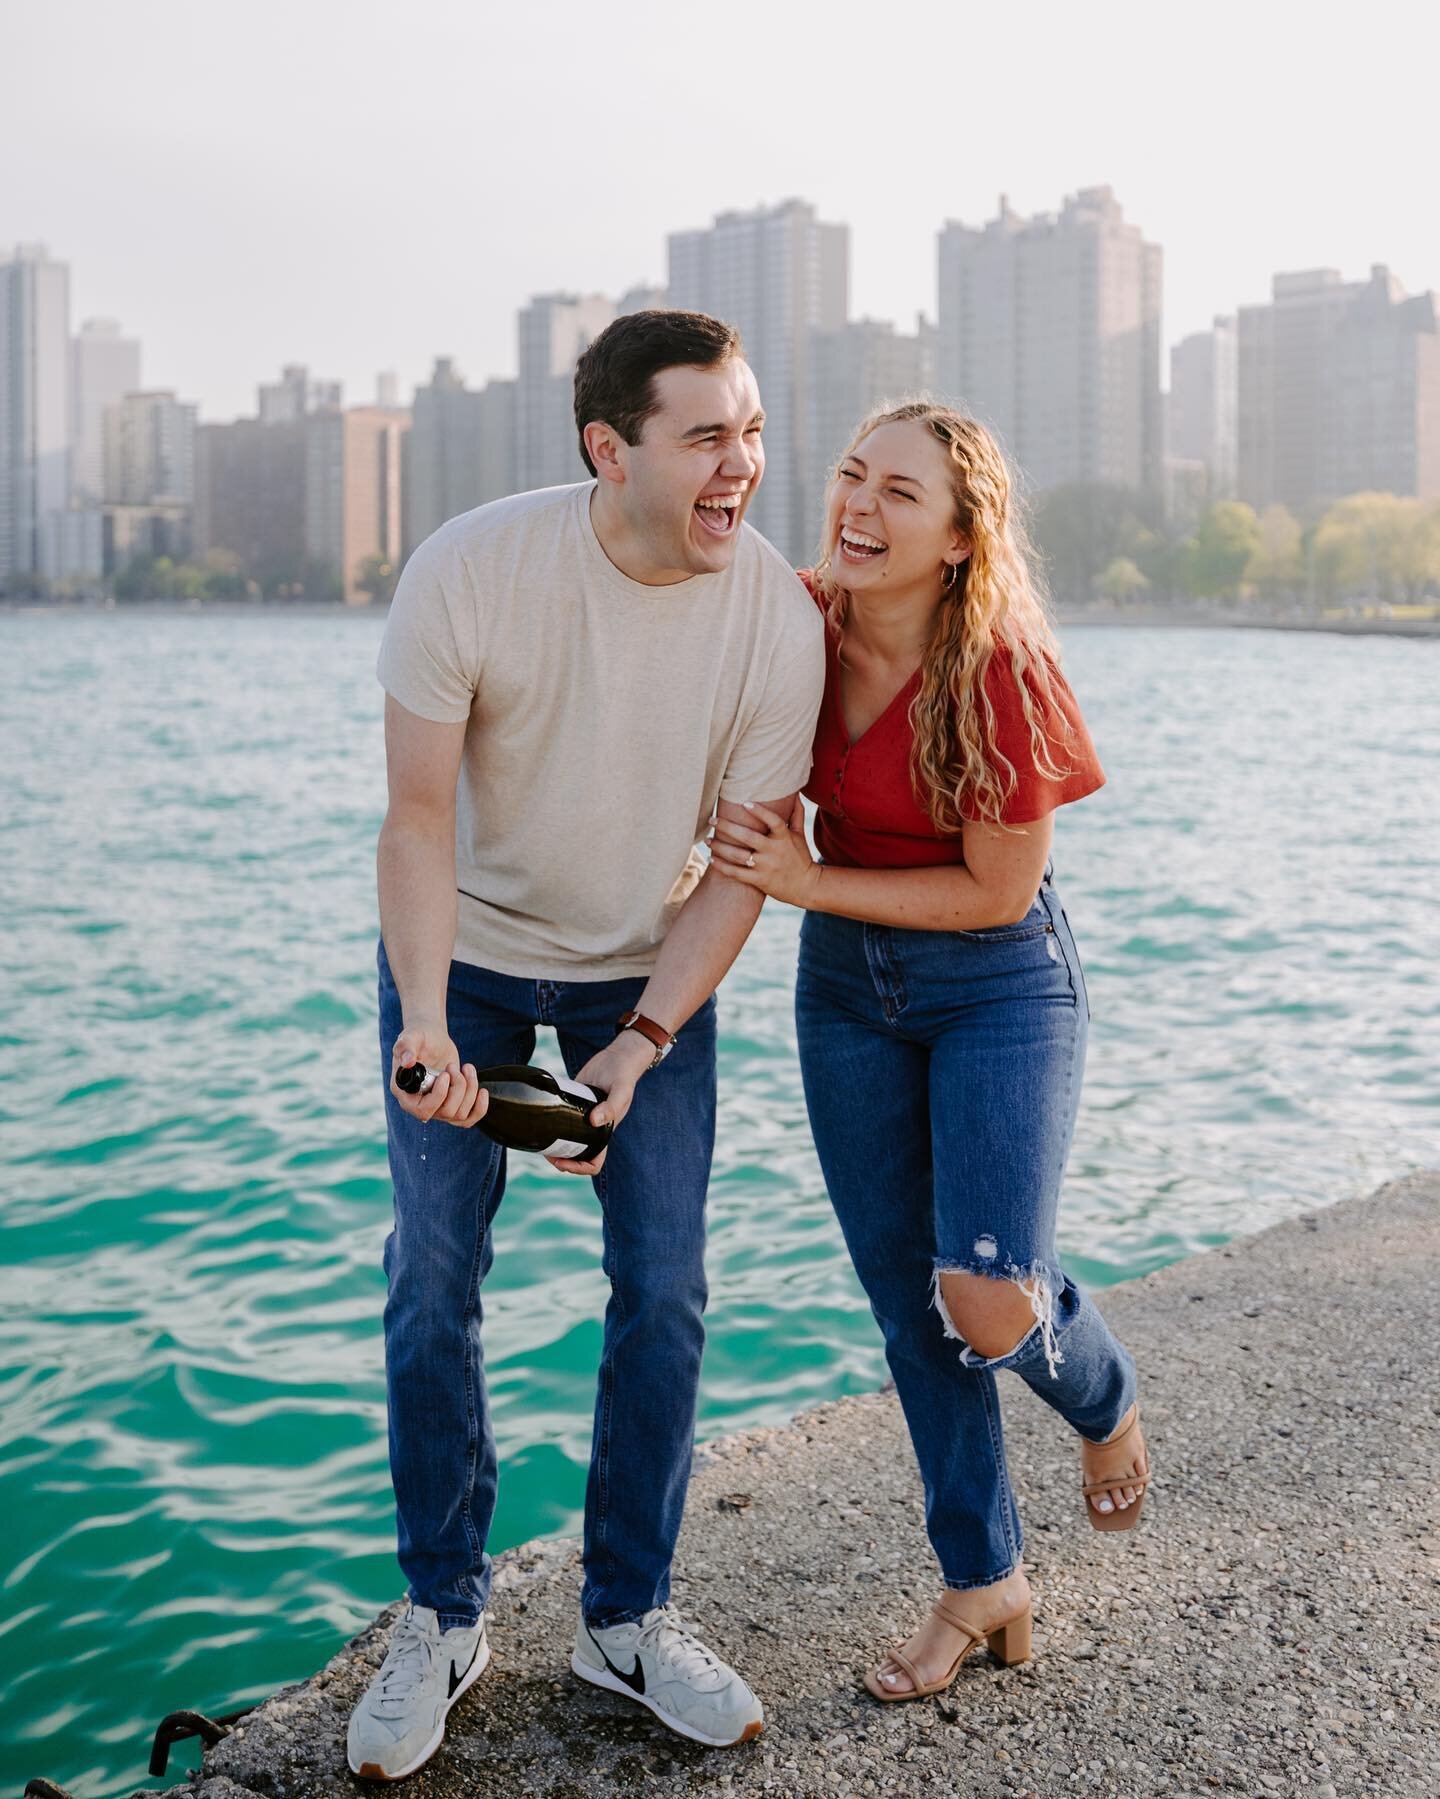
left=376, top=531, right=476, bottom=725
left=717, top=616, right=826, bottom=804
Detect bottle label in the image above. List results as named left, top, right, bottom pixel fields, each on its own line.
left=554, top=1075, right=599, bottom=1103
left=540, top=1136, right=589, bottom=1159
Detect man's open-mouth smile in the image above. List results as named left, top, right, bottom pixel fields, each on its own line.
left=693, top=488, right=747, bottom=538
left=839, top=524, right=888, bottom=565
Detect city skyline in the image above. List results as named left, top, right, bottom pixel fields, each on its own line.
left=6, top=0, right=1435, bottom=422
left=8, top=181, right=1439, bottom=592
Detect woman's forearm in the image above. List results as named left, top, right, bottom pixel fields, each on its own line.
left=802, top=860, right=1038, bottom=932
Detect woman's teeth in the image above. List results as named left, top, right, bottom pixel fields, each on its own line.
left=840, top=526, right=887, bottom=560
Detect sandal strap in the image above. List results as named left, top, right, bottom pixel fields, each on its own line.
left=930, top=1599, right=987, bottom=1643
left=884, top=1646, right=926, bottom=1692
left=1099, top=1406, right=1140, bottom=1449
left=1081, top=1474, right=1150, bottom=1497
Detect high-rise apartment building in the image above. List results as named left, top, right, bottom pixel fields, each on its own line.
left=0, top=244, right=72, bottom=580
left=72, top=319, right=141, bottom=503
left=193, top=419, right=308, bottom=593
left=305, top=405, right=410, bottom=602
left=667, top=199, right=849, bottom=560
left=515, top=293, right=619, bottom=493
left=937, top=189, right=1163, bottom=496
left=1331, top=276, right=1440, bottom=503
left=406, top=357, right=516, bottom=552
left=258, top=363, right=343, bottom=424
left=95, top=389, right=199, bottom=572
left=103, top=390, right=197, bottom=505
left=1237, top=270, right=1359, bottom=514
left=1168, top=317, right=1237, bottom=499
left=806, top=316, right=936, bottom=550
left=476, top=379, right=518, bottom=512
left=1239, top=265, right=1440, bottom=513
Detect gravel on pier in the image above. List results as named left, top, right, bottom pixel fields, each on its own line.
left=150, top=1172, right=1438, bottom=1799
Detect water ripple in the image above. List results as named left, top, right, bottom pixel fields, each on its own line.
left=1, top=614, right=1435, bottom=1796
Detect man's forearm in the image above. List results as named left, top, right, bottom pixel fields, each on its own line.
left=633, top=865, right=765, bottom=1033
left=377, top=815, right=459, bottom=1025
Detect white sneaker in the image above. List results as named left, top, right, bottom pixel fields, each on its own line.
left=571, top=1604, right=764, bottom=1747
left=347, top=1601, right=490, bottom=1781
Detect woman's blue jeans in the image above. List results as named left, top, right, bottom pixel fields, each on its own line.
left=377, top=940, right=717, bottom=1630
left=795, top=875, right=1136, bottom=1588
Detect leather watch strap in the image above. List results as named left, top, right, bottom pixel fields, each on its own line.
left=616, top=1009, right=676, bottom=1064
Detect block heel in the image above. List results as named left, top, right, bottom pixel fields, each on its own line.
left=986, top=1609, right=1032, bottom=1665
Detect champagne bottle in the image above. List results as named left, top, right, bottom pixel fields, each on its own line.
left=394, top=1061, right=611, bottom=1160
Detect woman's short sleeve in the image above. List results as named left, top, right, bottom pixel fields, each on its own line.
left=971, top=651, right=1106, bottom=824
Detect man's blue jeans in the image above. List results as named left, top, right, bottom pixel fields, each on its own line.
left=794, top=875, right=1136, bottom=1590
left=377, top=940, right=717, bottom=1629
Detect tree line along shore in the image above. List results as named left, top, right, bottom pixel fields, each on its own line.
left=4, top=484, right=1440, bottom=621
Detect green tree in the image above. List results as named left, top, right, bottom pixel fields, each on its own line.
left=1030, top=482, right=1163, bottom=605
left=1095, top=556, right=1150, bottom=605
left=1189, top=502, right=1261, bottom=600
left=1245, top=505, right=1303, bottom=601
left=1312, top=493, right=1428, bottom=601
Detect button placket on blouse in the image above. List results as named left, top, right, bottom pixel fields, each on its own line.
left=831, top=743, right=850, bottom=819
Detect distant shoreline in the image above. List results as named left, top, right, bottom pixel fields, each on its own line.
left=1057, top=607, right=1440, bottom=640
left=5, top=597, right=1439, bottom=639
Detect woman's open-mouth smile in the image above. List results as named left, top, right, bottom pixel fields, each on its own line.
left=839, top=524, right=888, bottom=565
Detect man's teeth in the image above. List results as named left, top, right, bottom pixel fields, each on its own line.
left=696, top=494, right=744, bottom=510
left=842, top=527, right=887, bottom=551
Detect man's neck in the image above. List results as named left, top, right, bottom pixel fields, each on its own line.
left=589, top=485, right=693, bottom=587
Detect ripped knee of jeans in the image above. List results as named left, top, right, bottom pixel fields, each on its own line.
left=931, top=1253, right=1065, bottom=1380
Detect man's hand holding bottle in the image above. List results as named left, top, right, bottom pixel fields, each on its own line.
left=387, top=1017, right=660, bottom=1178
left=548, top=1028, right=654, bottom=1175
left=389, top=1019, right=490, bottom=1130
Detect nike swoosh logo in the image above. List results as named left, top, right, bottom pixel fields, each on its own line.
left=448, top=1642, right=481, bottom=1698
left=588, top=1629, right=645, bottom=1695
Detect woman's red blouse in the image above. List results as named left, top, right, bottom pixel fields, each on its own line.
left=798, top=573, right=1106, bottom=870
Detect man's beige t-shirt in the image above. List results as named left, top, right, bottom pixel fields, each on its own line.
left=377, top=482, right=825, bottom=980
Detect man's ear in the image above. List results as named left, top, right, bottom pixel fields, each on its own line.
left=585, top=421, right=625, bottom=485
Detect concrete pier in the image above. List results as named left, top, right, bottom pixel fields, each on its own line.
left=150, top=1172, right=1439, bottom=1798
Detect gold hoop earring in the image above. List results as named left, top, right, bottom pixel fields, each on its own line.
left=942, top=562, right=960, bottom=593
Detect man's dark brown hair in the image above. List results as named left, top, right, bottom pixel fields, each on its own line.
left=573, top=310, right=744, bottom=476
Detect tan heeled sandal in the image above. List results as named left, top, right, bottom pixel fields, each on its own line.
left=1081, top=1404, right=1150, bottom=1532
left=864, top=1597, right=1032, bottom=1702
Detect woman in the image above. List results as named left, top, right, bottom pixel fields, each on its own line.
left=710, top=402, right=1149, bottom=1702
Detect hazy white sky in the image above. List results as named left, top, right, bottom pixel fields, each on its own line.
left=6, top=0, right=1435, bottom=420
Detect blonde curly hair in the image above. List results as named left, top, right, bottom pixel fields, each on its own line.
left=812, top=401, right=1073, bottom=833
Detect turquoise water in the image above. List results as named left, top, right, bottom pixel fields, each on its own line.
left=2, top=613, right=1436, bottom=1797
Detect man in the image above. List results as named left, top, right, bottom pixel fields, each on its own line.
left=347, top=310, right=824, bottom=1780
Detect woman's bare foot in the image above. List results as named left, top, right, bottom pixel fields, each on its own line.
left=1080, top=1401, right=1149, bottom=1518
left=873, top=1569, right=1031, bottom=1695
